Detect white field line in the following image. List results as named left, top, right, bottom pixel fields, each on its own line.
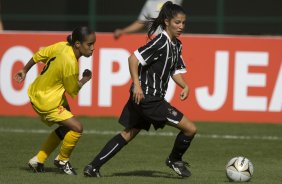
left=0, top=128, right=281, bottom=141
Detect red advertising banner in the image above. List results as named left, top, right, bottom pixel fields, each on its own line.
left=0, top=32, right=281, bottom=123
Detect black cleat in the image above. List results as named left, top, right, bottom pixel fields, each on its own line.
left=28, top=161, right=45, bottom=173
left=166, top=157, right=191, bottom=177
left=28, top=156, right=45, bottom=173
left=54, top=160, right=77, bottom=175
left=83, top=165, right=101, bottom=177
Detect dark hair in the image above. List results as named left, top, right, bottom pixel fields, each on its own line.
left=146, top=1, right=186, bottom=39
left=67, top=26, right=94, bottom=45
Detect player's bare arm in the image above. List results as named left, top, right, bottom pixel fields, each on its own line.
left=128, top=54, right=144, bottom=104
left=114, top=21, right=145, bottom=39
left=14, top=58, right=36, bottom=83
left=172, top=73, right=189, bottom=101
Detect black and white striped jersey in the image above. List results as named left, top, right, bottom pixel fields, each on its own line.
left=133, top=31, right=187, bottom=98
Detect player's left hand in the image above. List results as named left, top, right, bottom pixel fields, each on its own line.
left=180, top=86, right=189, bottom=101
left=113, top=29, right=123, bottom=39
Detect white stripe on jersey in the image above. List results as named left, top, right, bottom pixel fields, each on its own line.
left=139, top=66, right=142, bottom=80
left=153, top=73, right=156, bottom=96
left=160, top=80, right=163, bottom=96
left=158, top=40, right=167, bottom=50
left=163, top=76, right=169, bottom=90
left=173, top=68, right=187, bottom=75
left=134, top=50, right=146, bottom=66
left=172, top=45, right=177, bottom=68
left=160, top=41, right=170, bottom=79
left=145, top=53, right=154, bottom=63
left=145, top=71, right=149, bottom=94
left=153, top=73, right=156, bottom=88
left=145, top=70, right=148, bottom=84
left=140, top=34, right=163, bottom=55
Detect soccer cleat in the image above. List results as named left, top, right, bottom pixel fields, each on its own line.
left=54, top=159, right=77, bottom=175
left=166, top=157, right=191, bottom=177
left=28, top=156, right=45, bottom=173
left=83, top=165, right=101, bottom=177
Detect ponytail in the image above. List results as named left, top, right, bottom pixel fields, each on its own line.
left=67, top=35, right=73, bottom=45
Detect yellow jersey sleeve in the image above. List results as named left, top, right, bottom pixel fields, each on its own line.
left=32, top=42, right=61, bottom=64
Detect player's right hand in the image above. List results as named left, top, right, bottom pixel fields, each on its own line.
left=83, top=69, right=92, bottom=78
left=132, top=84, right=144, bottom=105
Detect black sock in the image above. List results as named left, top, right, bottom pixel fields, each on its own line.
left=55, top=126, right=70, bottom=140
left=90, top=134, right=127, bottom=169
left=169, top=132, right=194, bottom=161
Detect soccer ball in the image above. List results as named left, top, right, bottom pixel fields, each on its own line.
left=226, top=156, right=254, bottom=182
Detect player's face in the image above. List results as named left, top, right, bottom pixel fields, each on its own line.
left=165, top=13, right=186, bottom=39
left=79, top=33, right=96, bottom=57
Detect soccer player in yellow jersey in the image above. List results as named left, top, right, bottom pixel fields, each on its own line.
left=14, top=26, right=96, bottom=175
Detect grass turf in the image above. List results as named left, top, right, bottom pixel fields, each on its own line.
left=0, top=116, right=281, bottom=184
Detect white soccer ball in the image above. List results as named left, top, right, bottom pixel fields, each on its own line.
left=226, top=156, right=254, bottom=182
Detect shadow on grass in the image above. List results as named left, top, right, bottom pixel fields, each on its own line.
left=20, top=166, right=62, bottom=174
left=110, top=170, right=185, bottom=179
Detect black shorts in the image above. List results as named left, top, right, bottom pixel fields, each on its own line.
left=119, top=94, right=183, bottom=131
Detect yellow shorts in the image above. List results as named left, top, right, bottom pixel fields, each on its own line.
left=32, top=104, right=74, bottom=127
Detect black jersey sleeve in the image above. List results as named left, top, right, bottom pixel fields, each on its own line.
left=171, top=41, right=187, bottom=75
left=134, top=33, right=167, bottom=66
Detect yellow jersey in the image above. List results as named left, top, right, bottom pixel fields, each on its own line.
left=28, top=42, right=80, bottom=111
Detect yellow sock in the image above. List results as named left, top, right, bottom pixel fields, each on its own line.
left=58, top=131, right=82, bottom=161
left=37, top=131, right=61, bottom=163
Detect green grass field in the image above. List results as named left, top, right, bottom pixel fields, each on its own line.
left=0, top=116, right=281, bottom=184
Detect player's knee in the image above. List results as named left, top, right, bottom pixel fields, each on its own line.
left=183, top=127, right=197, bottom=137
left=121, top=128, right=139, bottom=142
left=182, top=120, right=197, bottom=137
left=120, top=131, right=132, bottom=142
left=189, top=124, right=197, bottom=136
left=73, top=125, right=83, bottom=133
left=69, top=119, right=83, bottom=133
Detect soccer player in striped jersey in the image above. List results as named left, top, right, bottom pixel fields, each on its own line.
left=14, top=26, right=96, bottom=175
left=84, top=1, right=196, bottom=178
